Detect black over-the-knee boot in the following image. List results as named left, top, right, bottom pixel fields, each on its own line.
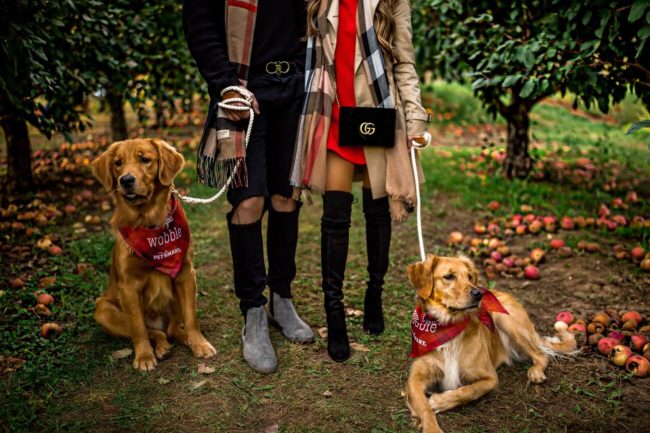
left=321, top=191, right=353, bottom=362
left=362, top=187, right=391, bottom=335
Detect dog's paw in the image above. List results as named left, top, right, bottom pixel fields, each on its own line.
left=527, top=367, right=547, bottom=384
left=189, top=335, right=217, bottom=358
left=133, top=351, right=157, bottom=371
left=154, top=339, right=173, bottom=360
left=428, top=393, right=452, bottom=413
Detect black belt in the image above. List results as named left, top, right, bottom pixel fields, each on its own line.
left=249, top=60, right=297, bottom=76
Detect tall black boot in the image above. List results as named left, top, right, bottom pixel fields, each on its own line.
left=362, top=187, right=391, bottom=335
left=321, top=191, right=353, bottom=362
left=227, top=212, right=277, bottom=373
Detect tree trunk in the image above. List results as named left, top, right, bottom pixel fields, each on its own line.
left=106, top=89, right=128, bottom=141
left=154, top=100, right=165, bottom=129
left=1, top=115, right=34, bottom=193
left=503, top=101, right=532, bottom=179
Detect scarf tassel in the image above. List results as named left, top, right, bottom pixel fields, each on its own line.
left=196, top=155, right=248, bottom=190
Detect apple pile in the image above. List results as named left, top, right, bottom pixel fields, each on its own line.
left=557, top=309, right=650, bottom=377
left=30, top=291, right=63, bottom=339
left=612, top=245, right=650, bottom=273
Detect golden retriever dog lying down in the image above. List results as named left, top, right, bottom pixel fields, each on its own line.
left=405, top=255, right=576, bottom=433
left=91, top=138, right=216, bottom=371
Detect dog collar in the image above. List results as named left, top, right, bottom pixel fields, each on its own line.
left=118, top=195, right=190, bottom=278
left=409, top=288, right=508, bottom=358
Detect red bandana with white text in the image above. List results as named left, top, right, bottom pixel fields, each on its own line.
left=118, top=195, right=190, bottom=278
left=409, top=289, right=508, bottom=358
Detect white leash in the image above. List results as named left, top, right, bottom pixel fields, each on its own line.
left=172, top=86, right=255, bottom=204
left=410, top=132, right=431, bottom=262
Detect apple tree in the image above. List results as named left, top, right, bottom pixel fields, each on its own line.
left=413, top=0, right=650, bottom=178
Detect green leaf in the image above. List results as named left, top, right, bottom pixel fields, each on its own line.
left=629, top=1, right=648, bottom=23
left=502, top=75, right=521, bottom=87
left=626, top=119, right=650, bottom=134
left=519, top=80, right=536, bottom=98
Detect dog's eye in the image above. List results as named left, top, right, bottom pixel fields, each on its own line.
left=140, top=155, right=151, bottom=163
left=114, top=159, right=122, bottom=167
left=443, top=273, right=456, bottom=281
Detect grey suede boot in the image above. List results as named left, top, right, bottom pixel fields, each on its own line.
left=268, top=292, right=315, bottom=343
left=242, top=306, right=278, bottom=374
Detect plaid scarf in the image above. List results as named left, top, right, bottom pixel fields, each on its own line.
left=118, top=196, right=190, bottom=278
left=196, top=0, right=258, bottom=190
left=409, top=289, right=509, bottom=358
left=290, top=0, right=417, bottom=220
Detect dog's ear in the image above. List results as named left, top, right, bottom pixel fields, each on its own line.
left=407, top=255, right=438, bottom=299
left=458, top=255, right=480, bottom=285
left=91, top=145, right=116, bottom=191
left=153, top=139, right=185, bottom=186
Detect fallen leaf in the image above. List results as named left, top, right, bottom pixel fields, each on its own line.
left=191, top=380, right=207, bottom=390
left=344, top=307, right=364, bottom=317
left=158, top=377, right=170, bottom=385
left=317, top=327, right=328, bottom=339
left=111, top=348, right=133, bottom=359
left=350, top=342, right=370, bottom=352
left=36, top=238, right=52, bottom=250
left=197, top=363, right=215, bottom=374
left=323, top=390, right=333, bottom=398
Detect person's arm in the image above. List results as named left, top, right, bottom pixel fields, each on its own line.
left=391, top=0, right=430, bottom=137
left=182, top=0, right=239, bottom=101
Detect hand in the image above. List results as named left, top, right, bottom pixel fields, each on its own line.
left=221, top=89, right=260, bottom=122
left=408, top=132, right=431, bottom=150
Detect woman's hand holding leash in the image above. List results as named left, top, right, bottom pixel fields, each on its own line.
left=408, top=131, right=432, bottom=150
left=221, top=87, right=260, bottom=121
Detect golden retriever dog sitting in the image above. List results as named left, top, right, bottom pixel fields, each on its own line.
left=91, top=138, right=216, bottom=371
left=405, top=255, right=576, bottom=433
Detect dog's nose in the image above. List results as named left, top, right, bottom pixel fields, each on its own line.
left=470, top=288, right=483, bottom=301
left=119, top=174, right=135, bottom=188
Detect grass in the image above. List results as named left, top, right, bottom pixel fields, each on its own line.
left=2, top=85, right=650, bottom=433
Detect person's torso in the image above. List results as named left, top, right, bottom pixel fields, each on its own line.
left=250, top=0, right=306, bottom=68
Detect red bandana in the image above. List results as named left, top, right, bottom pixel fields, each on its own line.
left=118, top=195, right=190, bottom=278
left=409, top=289, right=509, bottom=358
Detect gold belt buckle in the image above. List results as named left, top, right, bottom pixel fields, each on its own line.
left=265, top=61, right=290, bottom=75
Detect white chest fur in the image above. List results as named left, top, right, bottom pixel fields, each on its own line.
left=440, top=336, right=464, bottom=391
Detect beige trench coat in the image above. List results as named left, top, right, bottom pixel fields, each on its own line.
left=324, top=0, right=429, bottom=200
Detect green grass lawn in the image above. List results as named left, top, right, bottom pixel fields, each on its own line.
left=2, top=86, right=649, bottom=433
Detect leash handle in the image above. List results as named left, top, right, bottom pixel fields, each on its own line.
left=410, top=132, right=431, bottom=262
left=174, top=86, right=254, bottom=205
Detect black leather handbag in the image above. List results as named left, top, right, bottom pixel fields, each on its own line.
left=326, top=61, right=396, bottom=148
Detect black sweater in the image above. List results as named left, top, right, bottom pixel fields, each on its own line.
left=183, top=0, right=306, bottom=100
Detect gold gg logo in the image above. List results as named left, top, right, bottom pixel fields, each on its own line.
left=359, top=122, right=376, bottom=136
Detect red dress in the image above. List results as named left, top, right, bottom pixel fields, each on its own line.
left=326, top=0, right=366, bottom=165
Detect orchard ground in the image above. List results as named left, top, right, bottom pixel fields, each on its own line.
left=1, top=85, right=649, bottom=433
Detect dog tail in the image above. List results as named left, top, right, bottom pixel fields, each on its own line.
left=540, top=321, right=577, bottom=355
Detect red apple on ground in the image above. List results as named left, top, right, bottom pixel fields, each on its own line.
left=630, top=246, right=645, bottom=261
left=608, top=331, right=624, bottom=343
left=37, top=293, right=54, bottom=306
left=622, top=311, right=642, bottom=324
left=550, top=239, right=565, bottom=250
left=585, top=242, right=600, bottom=253
left=560, top=217, right=574, bottom=230
left=625, top=355, right=650, bottom=377
left=40, top=323, right=62, bottom=338
left=598, top=204, right=610, bottom=218
left=557, top=246, right=573, bottom=258
left=488, top=201, right=500, bottom=211
left=555, top=311, right=574, bottom=325
left=631, top=335, right=648, bottom=352
left=588, top=333, right=604, bottom=346
left=528, top=220, right=542, bottom=234
left=530, top=248, right=545, bottom=264
left=473, top=224, right=487, bottom=235
left=48, top=245, right=63, bottom=255
left=447, top=231, right=464, bottom=245
left=524, top=265, right=540, bottom=280
left=597, top=337, right=617, bottom=355
left=490, top=251, right=502, bottom=262
left=515, top=225, right=527, bottom=235
left=568, top=323, right=586, bottom=334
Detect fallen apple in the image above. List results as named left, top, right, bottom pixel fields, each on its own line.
left=447, top=231, right=464, bottom=245
left=557, top=246, right=573, bottom=258
left=625, top=355, right=649, bottom=377
left=597, top=337, right=617, bottom=356
left=630, top=246, right=645, bottom=261
left=515, top=225, right=527, bottom=235
left=608, top=331, right=624, bottom=343
left=530, top=248, right=545, bottom=264
left=622, top=311, right=642, bottom=324
left=502, top=257, right=515, bottom=268
left=587, top=322, right=605, bottom=335
left=34, top=303, right=52, bottom=316
left=555, top=311, right=574, bottom=325
left=622, top=319, right=638, bottom=331
left=560, top=217, right=574, bottom=230
left=568, top=323, right=586, bottom=334
left=588, top=333, right=604, bottom=346
left=37, top=293, right=54, bottom=306
left=641, top=258, right=650, bottom=272
left=528, top=220, right=543, bottom=234
left=524, top=265, right=540, bottom=280
left=585, top=242, right=600, bottom=253
left=48, top=245, right=63, bottom=255
left=473, top=224, right=487, bottom=235
left=550, top=239, right=565, bottom=249
left=490, top=251, right=502, bottom=262
left=40, top=322, right=63, bottom=338
left=609, top=345, right=632, bottom=367
left=488, top=201, right=500, bottom=211
left=631, top=335, right=648, bottom=352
